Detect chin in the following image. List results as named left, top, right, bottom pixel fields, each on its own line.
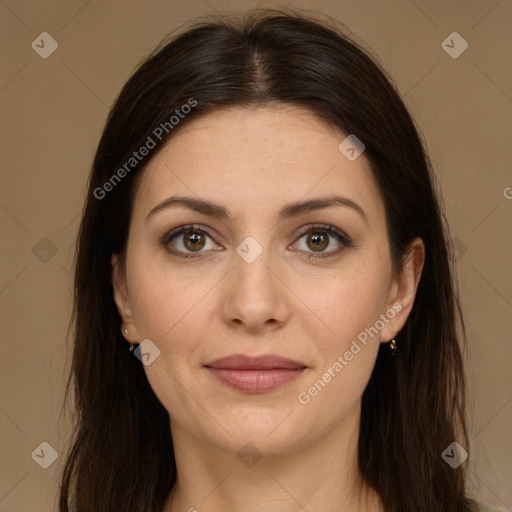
left=199, top=409, right=309, bottom=456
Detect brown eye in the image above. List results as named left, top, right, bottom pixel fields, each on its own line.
left=183, top=231, right=206, bottom=251
left=306, top=231, right=329, bottom=252
left=162, top=225, right=220, bottom=257
left=293, top=223, right=352, bottom=260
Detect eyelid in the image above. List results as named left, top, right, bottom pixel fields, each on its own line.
left=290, top=223, right=352, bottom=259
left=161, top=224, right=221, bottom=255
left=161, top=222, right=352, bottom=259
left=293, top=223, right=351, bottom=244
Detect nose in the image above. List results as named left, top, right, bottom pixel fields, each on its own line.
left=221, top=241, right=291, bottom=335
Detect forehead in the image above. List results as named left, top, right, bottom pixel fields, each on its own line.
left=133, top=105, right=384, bottom=224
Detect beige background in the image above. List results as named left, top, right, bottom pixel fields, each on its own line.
left=1, top=0, right=511, bottom=510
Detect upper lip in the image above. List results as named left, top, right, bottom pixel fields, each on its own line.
left=204, top=354, right=307, bottom=370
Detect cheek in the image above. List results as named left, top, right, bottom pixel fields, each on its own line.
left=295, top=272, right=385, bottom=420
left=127, top=266, right=210, bottom=418
left=127, top=256, right=214, bottom=341
left=301, top=261, right=391, bottom=349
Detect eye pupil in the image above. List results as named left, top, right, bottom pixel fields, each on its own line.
left=184, top=231, right=205, bottom=251
left=307, top=231, right=328, bottom=252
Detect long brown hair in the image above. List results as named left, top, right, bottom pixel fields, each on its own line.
left=59, top=8, right=477, bottom=511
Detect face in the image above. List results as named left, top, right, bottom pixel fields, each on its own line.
left=112, top=105, right=423, bottom=455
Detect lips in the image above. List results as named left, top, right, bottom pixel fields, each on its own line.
left=204, top=354, right=306, bottom=370
left=204, top=354, right=307, bottom=393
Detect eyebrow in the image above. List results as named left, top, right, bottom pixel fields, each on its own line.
left=145, top=194, right=369, bottom=225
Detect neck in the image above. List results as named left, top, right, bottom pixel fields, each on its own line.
left=164, top=403, right=383, bottom=512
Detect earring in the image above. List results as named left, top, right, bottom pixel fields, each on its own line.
left=123, top=328, right=135, bottom=351
left=389, top=339, right=397, bottom=355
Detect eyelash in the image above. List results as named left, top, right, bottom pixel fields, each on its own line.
left=160, top=223, right=352, bottom=260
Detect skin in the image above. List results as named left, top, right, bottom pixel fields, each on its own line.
left=112, top=105, right=425, bottom=512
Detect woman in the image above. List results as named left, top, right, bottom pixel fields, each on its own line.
left=58, top=8, right=504, bottom=512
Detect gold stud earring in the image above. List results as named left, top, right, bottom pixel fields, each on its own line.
left=389, top=339, right=397, bottom=355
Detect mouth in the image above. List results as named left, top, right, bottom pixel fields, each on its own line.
left=204, top=354, right=307, bottom=393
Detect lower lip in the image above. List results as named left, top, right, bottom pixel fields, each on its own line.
left=206, top=368, right=306, bottom=392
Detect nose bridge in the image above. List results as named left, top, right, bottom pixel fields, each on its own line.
left=222, top=232, right=289, bottom=329
left=233, top=233, right=276, bottom=295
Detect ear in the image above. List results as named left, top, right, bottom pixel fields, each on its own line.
left=111, top=253, right=141, bottom=343
left=380, top=237, right=425, bottom=343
